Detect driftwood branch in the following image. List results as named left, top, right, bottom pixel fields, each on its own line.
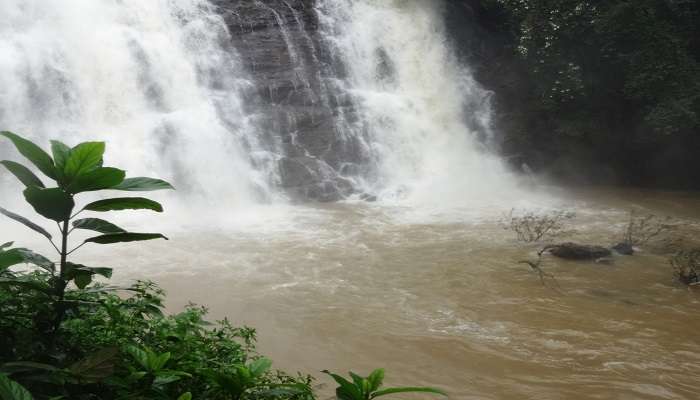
left=518, top=251, right=562, bottom=292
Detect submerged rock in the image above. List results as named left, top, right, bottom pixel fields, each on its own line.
left=612, top=242, right=634, bottom=255
left=545, top=242, right=612, bottom=261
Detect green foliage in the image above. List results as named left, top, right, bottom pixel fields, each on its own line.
left=497, top=0, right=700, bottom=134
left=322, top=369, right=446, bottom=400
left=471, top=0, right=700, bottom=187
left=82, top=197, right=164, bottom=212
left=0, top=131, right=172, bottom=314
left=0, top=373, right=34, bottom=400
left=0, top=273, right=314, bottom=400
left=670, top=249, right=700, bottom=286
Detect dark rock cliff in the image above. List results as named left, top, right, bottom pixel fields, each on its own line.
left=212, top=0, right=364, bottom=201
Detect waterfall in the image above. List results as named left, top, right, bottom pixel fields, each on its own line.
left=0, top=0, right=522, bottom=216
left=0, top=0, right=280, bottom=209
left=315, top=0, right=519, bottom=206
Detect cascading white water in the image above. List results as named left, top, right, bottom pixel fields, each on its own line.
left=0, top=0, right=280, bottom=210
left=0, top=0, right=533, bottom=227
left=316, top=0, right=522, bottom=207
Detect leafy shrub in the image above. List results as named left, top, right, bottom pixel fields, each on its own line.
left=0, top=275, right=313, bottom=400
left=619, top=211, right=675, bottom=247
left=322, top=369, right=446, bottom=400
left=502, top=209, right=575, bottom=243
left=669, top=249, right=700, bottom=286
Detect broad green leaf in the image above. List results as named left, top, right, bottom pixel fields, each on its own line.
left=82, top=267, right=112, bottom=279
left=0, top=362, right=60, bottom=375
left=322, top=371, right=362, bottom=400
left=50, top=140, right=71, bottom=171
left=371, top=387, right=448, bottom=399
left=125, top=346, right=149, bottom=371
left=149, top=352, right=171, bottom=371
left=177, top=393, right=192, bottom=400
left=336, top=387, right=358, bottom=400
left=348, top=372, right=365, bottom=392
left=368, top=369, right=385, bottom=392
left=23, top=187, right=74, bottom=222
left=64, top=263, right=112, bottom=279
left=64, top=142, right=105, bottom=179
left=0, top=372, right=34, bottom=400
left=0, top=161, right=44, bottom=188
left=85, top=233, right=167, bottom=245
left=69, top=348, right=118, bottom=382
left=72, top=218, right=125, bottom=234
left=235, top=365, right=252, bottom=384
left=208, top=371, right=245, bottom=396
left=83, top=197, right=163, bottom=213
left=0, top=207, right=52, bottom=239
left=248, top=358, right=272, bottom=377
left=0, top=131, right=56, bottom=180
left=153, top=374, right=180, bottom=386
left=73, top=271, right=93, bottom=289
left=0, top=242, right=12, bottom=250
left=128, top=371, right=147, bottom=381
left=0, top=248, right=54, bottom=272
left=113, top=177, right=174, bottom=191
left=0, top=250, right=23, bottom=271
left=66, top=167, right=125, bottom=194
left=15, top=249, right=54, bottom=272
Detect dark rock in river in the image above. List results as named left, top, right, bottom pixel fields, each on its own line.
left=545, top=242, right=613, bottom=261
left=612, top=242, right=634, bottom=255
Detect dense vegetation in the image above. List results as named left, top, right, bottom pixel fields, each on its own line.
left=449, top=0, right=700, bottom=188
left=0, top=132, right=447, bottom=400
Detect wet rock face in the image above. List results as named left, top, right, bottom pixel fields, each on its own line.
left=211, top=0, right=367, bottom=202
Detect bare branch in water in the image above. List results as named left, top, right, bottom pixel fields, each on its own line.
left=518, top=252, right=562, bottom=293
left=502, top=209, right=575, bottom=243
left=621, top=211, right=676, bottom=247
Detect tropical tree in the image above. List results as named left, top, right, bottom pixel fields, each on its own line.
left=0, top=131, right=173, bottom=333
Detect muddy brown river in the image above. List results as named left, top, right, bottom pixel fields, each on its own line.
left=7, top=187, right=700, bottom=399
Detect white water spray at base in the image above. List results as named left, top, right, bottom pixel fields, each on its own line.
left=316, top=0, right=525, bottom=209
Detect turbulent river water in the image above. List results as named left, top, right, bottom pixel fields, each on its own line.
left=1, top=1, right=699, bottom=399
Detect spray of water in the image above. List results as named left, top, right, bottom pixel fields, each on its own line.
left=0, top=0, right=281, bottom=215
left=0, top=0, right=540, bottom=233
left=316, top=0, right=523, bottom=209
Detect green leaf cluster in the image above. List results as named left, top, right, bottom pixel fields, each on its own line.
left=323, top=369, right=446, bottom=400
left=0, top=131, right=173, bottom=296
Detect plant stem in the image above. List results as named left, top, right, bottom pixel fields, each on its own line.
left=59, top=218, right=69, bottom=292
left=51, top=217, right=70, bottom=335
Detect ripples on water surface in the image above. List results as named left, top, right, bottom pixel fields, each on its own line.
left=7, top=187, right=696, bottom=400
